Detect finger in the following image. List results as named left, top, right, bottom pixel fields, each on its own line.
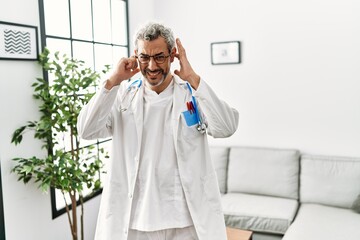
left=126, top=67, right=140, bottom=79
left=132, top=57, right=139, bottom=69
left=176, top=38, right=183, bottom=50
left=127, top=68, right=140, bottom=79
left=176, top=38, right=186, bottom=56
left=125, top=58, right=138, bottom=70
left=131, top=59, right=138, bottom=70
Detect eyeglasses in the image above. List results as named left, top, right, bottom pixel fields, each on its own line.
left=136, top=53, right=170, bottom=64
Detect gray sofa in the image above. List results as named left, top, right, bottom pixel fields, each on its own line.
left=210, top=146, right=360, bottom=240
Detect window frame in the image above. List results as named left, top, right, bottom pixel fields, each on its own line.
left=38, top=0, right=130, bottom=219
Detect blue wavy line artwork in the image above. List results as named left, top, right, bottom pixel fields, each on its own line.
left=4, top=29, right=31, bottom=55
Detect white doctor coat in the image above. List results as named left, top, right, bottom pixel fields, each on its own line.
left=77, top=76, right=239, bottom=240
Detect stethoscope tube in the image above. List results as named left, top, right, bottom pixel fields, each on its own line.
left=119, top=79, right=142, bottom=112
left=119, top=79, right=206, bottom=134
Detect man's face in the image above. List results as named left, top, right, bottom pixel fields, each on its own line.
left=135, top=37, right=175, bottom=87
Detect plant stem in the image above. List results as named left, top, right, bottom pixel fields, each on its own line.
left=62, top=191, right=74, bottom=240
left=70, top=125, right=75, bottom=161
left=80, top=195, right=84, bottom=240
left=70, top=191, right=78, bottom=240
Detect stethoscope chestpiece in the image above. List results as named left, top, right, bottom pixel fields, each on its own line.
left=197, top=123, right=207, bottom=134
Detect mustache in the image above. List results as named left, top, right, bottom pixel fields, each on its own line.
left=145, top=69, right=163, bottom=74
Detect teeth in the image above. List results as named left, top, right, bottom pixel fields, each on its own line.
left=147, top=70, right=160, bottom=76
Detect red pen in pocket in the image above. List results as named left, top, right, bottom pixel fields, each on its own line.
left=186, top=102, right=191, bottom=113
left=186, top=101, right=194, bottom=114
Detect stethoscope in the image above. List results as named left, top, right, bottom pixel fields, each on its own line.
left=119, top=79, right=207, bottom=134
left=119, top=79, right=142, bottom=112
left=185, top=82, right=207, bottom=134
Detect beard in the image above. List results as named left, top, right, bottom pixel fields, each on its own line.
left=142, top=68, right=169, bottom=87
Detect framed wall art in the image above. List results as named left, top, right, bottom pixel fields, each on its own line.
left=211, top=41, right=241, bottom=65
left=0, top=21, right=39, bottom=61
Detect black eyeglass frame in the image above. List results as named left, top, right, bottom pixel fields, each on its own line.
left=135, top=53, right=171, bottom=64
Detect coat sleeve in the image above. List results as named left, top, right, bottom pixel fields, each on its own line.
left=77, top=84, right=120, bottom=140
left=193, top=79, right=239, bottom=138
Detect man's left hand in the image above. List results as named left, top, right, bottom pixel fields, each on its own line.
left=174, top=38, right=200, bottom=90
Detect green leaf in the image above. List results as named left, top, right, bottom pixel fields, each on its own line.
left=40, top=182, right=50, bottom=193
left=94, top=179, right=101, bottom=190
left=23, top=165, right=33, bottom=175
left=11, top=126, right=26, bottom=144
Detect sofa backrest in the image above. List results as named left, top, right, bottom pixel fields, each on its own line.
left=300, top=154, right=360, bottom=208
left=209, top=146, right=230, bottom=194
left=227, top=146, right=300, bottom=199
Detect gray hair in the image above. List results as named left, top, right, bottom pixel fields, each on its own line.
left=134, top=22, right=175, bottom=53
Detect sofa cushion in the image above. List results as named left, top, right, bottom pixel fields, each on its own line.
left=222, top=193, right=299, bottom=234
left=351, top=194, right=360, bottom=213
left=227, top=146, right=300, bottom=199
left=209, top=146, right=229, bottom=194
left=300, top=154, right=360, bottom=208
left=283, top=203, right=360, bottom=240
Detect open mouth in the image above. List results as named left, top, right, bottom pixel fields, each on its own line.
left=146, top=69, right=162, bottom=78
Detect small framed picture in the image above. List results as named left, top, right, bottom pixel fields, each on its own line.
left=0, top=21, right=39, bottom=61
left=211, top=41, right=241, bottom=65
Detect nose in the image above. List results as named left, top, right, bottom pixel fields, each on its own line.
left=147, top=57, right=157, bottom=70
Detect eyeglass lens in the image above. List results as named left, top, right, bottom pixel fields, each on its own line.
left=138, top=54, right=168, bottom=64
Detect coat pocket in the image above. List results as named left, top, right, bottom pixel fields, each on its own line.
left=201, top=172, right=222, bottom=214
left=180, top=114, right=202, bottom=140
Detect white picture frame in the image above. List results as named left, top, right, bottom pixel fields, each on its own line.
left=211, top=41, right=241, bottom=65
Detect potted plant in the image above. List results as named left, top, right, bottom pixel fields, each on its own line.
left=11, top=48, right=110, bottom=240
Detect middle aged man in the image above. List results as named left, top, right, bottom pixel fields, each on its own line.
left=78, top=22, right=239, bottom=240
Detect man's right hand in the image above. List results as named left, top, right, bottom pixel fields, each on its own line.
left=105, top=56, right=141, bottom=90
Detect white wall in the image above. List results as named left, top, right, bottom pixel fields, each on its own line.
left=153, top=0, right=360, bottom=157
left=128, top=0, right=155, bottom=50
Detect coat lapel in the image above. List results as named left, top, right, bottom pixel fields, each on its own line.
left=131, top=82, right=144, bottom=152
left=172, top=76, right=189, bottom=144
